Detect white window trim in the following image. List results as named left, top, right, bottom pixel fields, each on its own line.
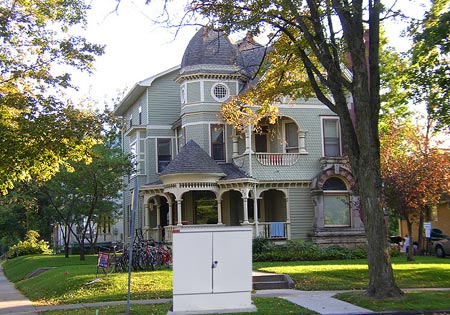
left=282, top=119, right=299, bottom=153
left=155, top=138, right=173, bottom=174
left=209, top=123, right=227, bottom=162
left=211, top=82, right=230, bottom=102
left=180, top=84, right=187, bottom=104
left=320, top=116, right=342, bottom=157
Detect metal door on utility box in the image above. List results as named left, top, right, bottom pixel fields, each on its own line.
left=172, top=230, right=252, bottom=295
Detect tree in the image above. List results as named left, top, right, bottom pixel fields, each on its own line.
left=169, top=0, right=402, bottom=298
left=42, top=110, right=131, bottom=260
left=407, top=0, right=450, bottom=131
left=381, top=116, right=450, bottom=261
left=0, top=0, right=105, bottom=194
left=0, top=182, right=54, bottom=255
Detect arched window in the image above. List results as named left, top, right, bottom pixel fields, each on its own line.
left=323, top=177, right=350, bottom=227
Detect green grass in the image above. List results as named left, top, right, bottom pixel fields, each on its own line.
left=42, top=298, right=316, bottom=315
left=336, top=291, right=450, bottom=312
left=3, top=254, right=450, bottom=314
left=253, top=256, right=450, bottom=290
left=3, top=255, right=172, bottom=306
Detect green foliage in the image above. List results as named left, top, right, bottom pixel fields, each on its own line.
left=252, top=237, right=272, bottom=255
left=0, top=0, right=105, bottom=194
left=407, top=0, right=450, bottom=131
left=7, top=230, right=51, bottom=258
left=41, top=120, right=131, bottom=259
left=253, top=240, right=368, bottom=262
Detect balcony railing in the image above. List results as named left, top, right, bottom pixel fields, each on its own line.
left=255, top=153, right=299, bottom=166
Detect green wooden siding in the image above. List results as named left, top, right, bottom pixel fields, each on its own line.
left=288, top=187, right=315, bottom=240
left=147, top=70, right=180, bottom=125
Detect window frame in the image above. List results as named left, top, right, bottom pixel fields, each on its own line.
left=323, top=177, right=350, bottom=227
left=283, top=121, right=299, bottom=153
left=211, top=83, right=229, bottom=102
left=210, top=124, right=226, bottom=162
left=321, top=117, right=342, bottom=157
left=157, top=138, right=172, bottom=173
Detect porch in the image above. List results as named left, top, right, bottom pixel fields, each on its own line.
left=143, top=221, right=290, bottom=243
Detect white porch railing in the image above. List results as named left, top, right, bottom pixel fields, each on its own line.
left=164, top=222, right=289, bottom=243
left=255, top=153, right=299, bottom=166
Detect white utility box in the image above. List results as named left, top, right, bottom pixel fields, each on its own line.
left=170, top=226, right=256, bottom=315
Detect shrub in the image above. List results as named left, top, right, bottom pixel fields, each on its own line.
left=253, top=237, right=273, bottom=255
left=253, top=240, right=369, bottom=262
left=7, top=230, right=51, bottom=259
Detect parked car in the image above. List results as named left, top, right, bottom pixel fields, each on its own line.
left=430, top=229, right=450, bottom=258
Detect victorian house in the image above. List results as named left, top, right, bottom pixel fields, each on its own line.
left=113, top=27, right=366, bottom=247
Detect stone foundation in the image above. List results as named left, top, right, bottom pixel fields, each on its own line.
left=309, top=228, right=367, bottom=248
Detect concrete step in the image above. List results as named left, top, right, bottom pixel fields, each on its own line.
left=252, top=274, right=286, bottom=282
left=252, top=273, right=295, bottom=290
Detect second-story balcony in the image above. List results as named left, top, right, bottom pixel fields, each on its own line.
left=255, top=153, right=300, bottom=166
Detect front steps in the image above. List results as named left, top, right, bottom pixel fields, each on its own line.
left=252, top=272, right=295, bottom=290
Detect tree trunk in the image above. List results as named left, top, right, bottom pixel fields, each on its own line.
left=354, top=138, right=403, bottom=298
left=417, top=209, right=425, bottom=254
left=79, top=239, right=85, bottom=261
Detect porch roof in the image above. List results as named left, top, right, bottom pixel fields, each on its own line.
left=160, top=140, right=224, bottom=176
left=144, top=141, right=248, bottom=187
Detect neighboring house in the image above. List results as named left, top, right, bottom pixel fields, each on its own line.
left=398, top=194, right=450, bottom=243
left=51, top=216, right=124, bottom=251
left=113, top=27, right=366, bottom=247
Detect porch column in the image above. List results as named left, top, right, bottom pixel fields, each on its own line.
left=144, top=202, right=150, bottom=227
left=243, top=197, right=249, bottom=224
left=176, top=199, right=183, bottom=226
left=232, top=135, right=239, bottom=157
left=298, top=130, right=308, bottom=154
left=156, top=203, right=161, bottom=228
left=168, top=201, right=173, bottom=226
left=285, top=196, right=291, bottom=240
left=216, top=198, right=223, bottom=224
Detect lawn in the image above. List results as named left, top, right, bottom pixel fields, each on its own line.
left=2, top=254, right=450, bottom=314
left=253, top=256, right=450, bottom=290
left=42, top=298, right=316, bottom=315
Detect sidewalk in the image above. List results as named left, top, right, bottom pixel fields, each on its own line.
left=0, top=264, right=448, bottom=315
left=0, top=266, right=37, bottom=315
left=253, top=289, right=373, bottom=314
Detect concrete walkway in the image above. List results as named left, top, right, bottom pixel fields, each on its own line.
left=1, top=265, right=448, bottom=315
left=0, top=266, right=37, bottom=315
left=254, top=289, right=373, bottom=314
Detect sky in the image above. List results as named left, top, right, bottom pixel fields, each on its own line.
left=71, top=0, right=427, bottom=108
left=72, top=0, right=198, bottom=107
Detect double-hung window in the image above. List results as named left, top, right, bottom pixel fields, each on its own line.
left=157, top=138, right=172, bottom=173
left=322, top=118, right=341, bottom=157
left=285, top=122, right=299, bottom=153
left=211, top=124, right=225, bottom=161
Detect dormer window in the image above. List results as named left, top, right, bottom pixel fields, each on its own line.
left=212, top=83, right=229, bottom=102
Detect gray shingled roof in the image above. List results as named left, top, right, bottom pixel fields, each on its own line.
left=219, top=163, right=248, bottom=180
left=236, top=33, right=266, bottom=79
left=181, top=27, right=238, bottom=74
left=160, top=140, right=225, bottom=175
